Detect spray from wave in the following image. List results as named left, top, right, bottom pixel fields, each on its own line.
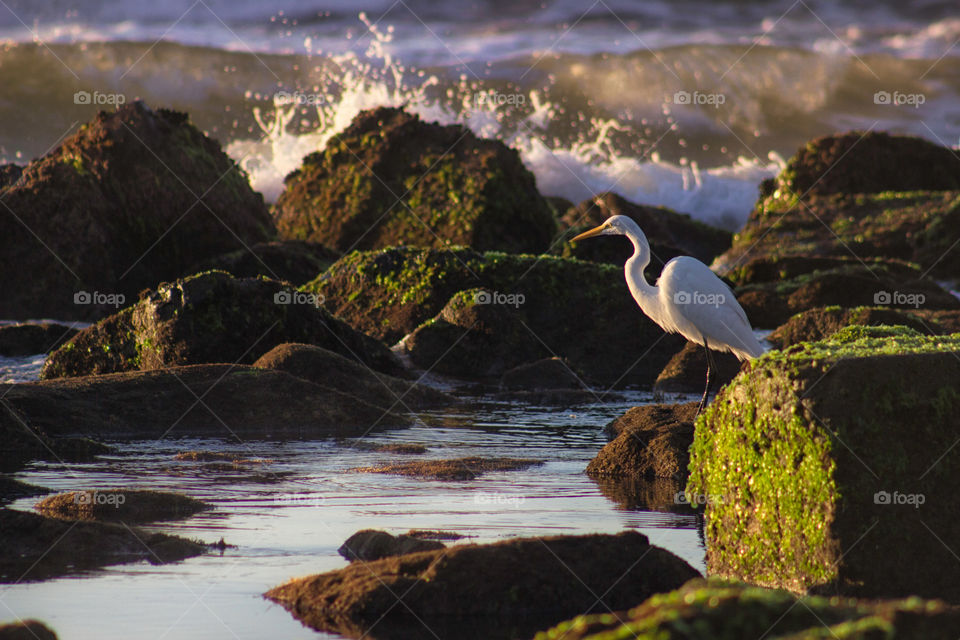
left=226, top=14, right=782, bottom=231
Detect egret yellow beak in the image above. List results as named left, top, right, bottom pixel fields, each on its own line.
left=570, top=224, right=607, bottom=243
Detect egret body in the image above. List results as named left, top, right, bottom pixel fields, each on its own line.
left=571, top=215, right=765, bottom=414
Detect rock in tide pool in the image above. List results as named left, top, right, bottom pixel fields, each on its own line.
left=687, top=325, right=960, bottom=601
left=587, top=403, right=698, bottom=482
left=41, top=271, right=401, bottom=380
left=0, top=619, right=58, bottom=640
left=654, top=343, right=743, bottom=394
left=265, top=531, right=700, bottom=640
left=309, top=247, right=684, bottom=386
left=0, top=323, right=79, bottom=356
left=253, top=343, right=449, bottom=410
left=534, top=578, right=960, bottom=640
left=351, top=456, right=542, bottom=481
left=0, top=101, right=273, bottom=320
left=274, top=106, right=556, bottom=254
left=0, top=509, right=206, bottom=582
left=35, top=489, right=210, bottom=524
left=337, top=530, right=444, bottom=562
left=3, top=364, right=410, bottom=441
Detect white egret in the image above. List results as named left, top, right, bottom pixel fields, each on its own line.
left=571, top=215, right=765, bottom=414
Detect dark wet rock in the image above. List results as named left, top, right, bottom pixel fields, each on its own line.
left=688, top=326, right=960, bottom=600
left=4, top=364, right=410, bottom=441
left=724, top=255, right=918, bottom=287
left=0, top=102, right=273, bottom=321
left=0, top=620, right=58, bottom=640
left=772, top=131, right=960, bottom=198
left=190, top=240, right=340, bottom=286
left=173, top=451, right=269, bottom=463
left=309, top=247, right=685, bottom=386
left=35, top=489, right=210, bottom=524
left=351, top=443, right=428, bottom=455
left=274, top=106, right=556, bottom=254
left=559, top=193, right=732, bottom=272
left=1, top=401, right=111, bottom=473
left=733, top=262, right=959, bottom=328
left=500, top=357, right=584, bottom=390
left=253, top=343, right=449, bottom=409
left=766, top=305, right=941, bottom=349
left=0, top=323, right=79, bottom=356
left=352, top=456, right=543, bottom=481
left=587, top=403, right=698, bottom=481
left=534, top=577, right=960, bottom=640
left=0, top=508, right=206, bottom=582
left=266, top=531, right=700, bottom=640
left=716, top=190, right=960, bottom=280
left=654, top=343, right=743, bottom=394
left=338, top=530, right=445, bottom=562
left=406, top=530, right=466, bottom=541
left=590, top=476, right=693, bottom=514
left=0, top=478, right=50, bottom=506
left=0, top=163, right=23, bottom=189
left=41, top=271, right=401, bottom=379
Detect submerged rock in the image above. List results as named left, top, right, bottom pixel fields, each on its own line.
left=587, top=403, right=698, bottom=481
left=688, top=325, right=960, bottom=601
left=559, top=192, right=732, bottom=271
left=190, top=240, right=340, bottom=286
left=654, top=343, right=743, bottom=394
left=337, top=530, right=444, bottom=562
left=265, top=531, right=700, bottom=640
left=253, top=343, right=449, bottom=409
left=309, top=247, right=684, bottom=386
left=500, top=357, right=584, bottom=390
left=0, top=478, right=50, bottom=506
left=0, top=509, right=206, bottom=582
left=0, top=323, right=79, bottom=356
left=41, top=271, right=401, bottom=379
left=0, top=102, right=273, bottom=320
left=274, top=106, right=556, bottom=254
left=351, top=456, right=542, bottom=481
left=0, top=620, right=58, bottom=640
left=534, top=577, right=960, bottom=640
left=4, top=364, right=410, bottom=441
left=1, top=401, right=110, bottom=473
left=35, top=489, right=210, bottom=524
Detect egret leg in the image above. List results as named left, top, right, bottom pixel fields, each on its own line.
left=696, top=339, right=712, bottom=417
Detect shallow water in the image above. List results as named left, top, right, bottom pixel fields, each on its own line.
left=2, top=387, right=706, bottom=639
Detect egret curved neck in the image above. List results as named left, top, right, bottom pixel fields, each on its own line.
left=624, top=230, right=657, bottom=310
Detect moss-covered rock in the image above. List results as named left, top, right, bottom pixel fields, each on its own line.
left=587, top=403, right=698, bottom=481
left=309, top=247, right=685, bottom=386
left=716, top=190, right=960, bottom=280
left=558, top=192, right=732, bottom=273
left=337, top=529, right=444, bottom=562
left=0, top=509, right=207, bottom=582
left=5, top=364, right=410, bottom=440
left=41, top=271, right=400, bottom=379
left=273, top=106, right=556, bottom=254
left=687, top=325, right=960, bottom=600
left=351, top=456, right=542, bottom=481
left=265, top=531, right=700, bottom=639
left=772, top=131, right=960, bottom=198
left=189, top=240, right=340, bottom=286
left=35, top=490, right=210, bottom=523
left=534, top=577, right=960, bottom=639
left=0, top=101, right=273, bottom=320
left=733, top=262, right=959, bottom=328
left=767, top=305, right=943, bottom=348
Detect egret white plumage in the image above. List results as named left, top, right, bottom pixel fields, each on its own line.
left=571, top=215, right=765, bottom=415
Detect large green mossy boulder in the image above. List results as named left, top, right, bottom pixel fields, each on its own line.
left=766, top=305, right=946, bottom=349
left=534, top=578, right=960, bottom=640
left=306, top=247, right=685, bottom=386
left=0, top=102, right=274, bottom=320
left=273, top=106, right=556, bottom=254
left=688, top=325, right=960, bottom=601
left=41, top=270, right=400, bottom=379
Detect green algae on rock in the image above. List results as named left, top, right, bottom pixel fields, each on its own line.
left=687, top=326, right=960, bottom=600
left=41, top=270, right=401, bottom=379
left=308, top=246, right=685, bottom=386
left=766, top=305, right=945, bottom=349
left=533, top=578, right=960, bottom=640
left=273, top=106, right=556, bottom=254
left=0, top=102, right=273, bottom=321
left=35, top=489, right=210, bottom=524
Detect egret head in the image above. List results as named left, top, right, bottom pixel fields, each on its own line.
left=570, top=215, right=634, bottom=242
